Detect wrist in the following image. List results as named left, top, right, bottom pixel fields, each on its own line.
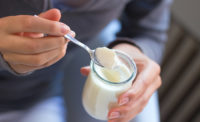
left=107, top=37, right=143, bottom=52
left=112, top=43, right=143, bottom=55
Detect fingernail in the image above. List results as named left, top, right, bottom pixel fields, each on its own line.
left=69, top=31, right=75, bottom=37
left=60, top=23, right=70, bottom=34
left=109, top=112, right=120, bottom=119
left=119, top=97, right=129, bottom=106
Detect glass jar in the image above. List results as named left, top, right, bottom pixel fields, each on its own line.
left=82, top=50, right=137, bottom=120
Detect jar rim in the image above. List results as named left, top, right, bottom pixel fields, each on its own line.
left=92, top=50, right=137, bottom=85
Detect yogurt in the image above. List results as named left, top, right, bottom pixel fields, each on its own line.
left=82, top=48, right=137, bottom=120
left=95, top=47, right=116, bottom=69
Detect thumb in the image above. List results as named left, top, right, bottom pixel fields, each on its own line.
left=39, top=8, right=61, bottom=21
left=23, top=9, right=62, bottom=37
left=80, top=66, right=90, bottom=76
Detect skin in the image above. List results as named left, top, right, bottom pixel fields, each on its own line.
left=0, top=9, right=75, bottom=74
left=80, top=43, right=161, bottom=122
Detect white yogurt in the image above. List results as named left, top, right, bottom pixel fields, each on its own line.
left=95, top=47, right=116, bottom=69
left=82, top=48, right=137, bottom=120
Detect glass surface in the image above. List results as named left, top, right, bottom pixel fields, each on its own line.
left=93, top=50, right=137, bottom=84
left=82, top=50, right=137, bottom=120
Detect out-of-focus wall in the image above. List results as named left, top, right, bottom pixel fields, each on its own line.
left=159, top=0, right=200, bottom=122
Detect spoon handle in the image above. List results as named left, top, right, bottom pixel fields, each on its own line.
left=64, top=34, right=103, bottom=67
left=64, top=34, right=91, bottom=53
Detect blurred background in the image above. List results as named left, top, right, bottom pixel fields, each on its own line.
left=159, top=0, right=200, bottom=122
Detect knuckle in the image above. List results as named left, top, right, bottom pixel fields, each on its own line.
left=129, top=90, right=137, bottom=99
left=157, top=77, right=162, bottom=87
left=158, top=81, right=162, bottom=88
left=22, top=16, right=34, bottom=29
left=157, top=65, right=161, bottom=73
left=26, top=41, right=40, bottom=53
left=150, top=60, right=161, bottom=74
left=49, top=23, right=58, bottom=33
left=141, top=79, right=149, bottom=89
left=60, top=46, right=67, bottom=57
left=60, top=48, right=66, bottom=58
left=124, top=107, right=130, bottom=113
left=33, top=55, right=45, bottom=66
left=154, top=63, right=161, bottom=74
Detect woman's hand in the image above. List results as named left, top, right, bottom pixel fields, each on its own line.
left=80, top=43, right=161, bottom=122
left=0, top=9, right=75, bottom=74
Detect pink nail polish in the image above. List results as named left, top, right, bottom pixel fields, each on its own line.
left=60, top=23, right=69, bottom=34
left=109, top=112, right=120, bottom=119
left=119, top=97, right=129, bottom=106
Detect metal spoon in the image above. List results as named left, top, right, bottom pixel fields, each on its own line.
left=64, top=34, right=103, bottom=67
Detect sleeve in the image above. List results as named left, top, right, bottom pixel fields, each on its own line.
left=108, top=0, right=173, bottom=64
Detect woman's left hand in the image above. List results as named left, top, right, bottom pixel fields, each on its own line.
left=80, top=43, right=161, bottom=122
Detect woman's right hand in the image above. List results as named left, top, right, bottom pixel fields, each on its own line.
left=0, top=9, right=75, bottom=74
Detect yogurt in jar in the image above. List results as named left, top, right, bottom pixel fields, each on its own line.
left=82, top=47, right=137, bottom=120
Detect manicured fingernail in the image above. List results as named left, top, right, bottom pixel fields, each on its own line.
left=69, top=31, right=75, bottom=37
left=109, top=112, right=120, bottom=119
left=119, top=97, right=129, bottom=106
left=60, top=23, right=70, bottom=34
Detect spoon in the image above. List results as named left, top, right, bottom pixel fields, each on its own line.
left=64, top=34, right=103, bottom=67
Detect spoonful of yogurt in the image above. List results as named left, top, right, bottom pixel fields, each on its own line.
left=64, top=34, right=116, bottom=68
left=95, top=47, right=116, bottom=69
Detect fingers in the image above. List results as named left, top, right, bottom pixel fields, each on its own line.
left=0, top=35, right=66, bottom=54
left=38, top=8, right=61, bottom=21
left=3, top=44, right=67, bottom=66
left=2, top=15, right=70, bottom=36
left=134, top=60, right=160, bottom=87
left=108, top=106, right=126, bottom=120
left=42, top=45, right=67, bottom=67
left=118, top=60, right=160, bottom=106
left=108, top=76, right=162, bottom=122
left=9, top=44, right=67, bottom=74
left=20, top=9, right=62, bottom=38
left=68, top=30, right=76, bottom=38
left=80, top=66, right=90, bottom=76
left=0, top=9, right=76, bottom=74
left=1, top=30, right=74, bottom=54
